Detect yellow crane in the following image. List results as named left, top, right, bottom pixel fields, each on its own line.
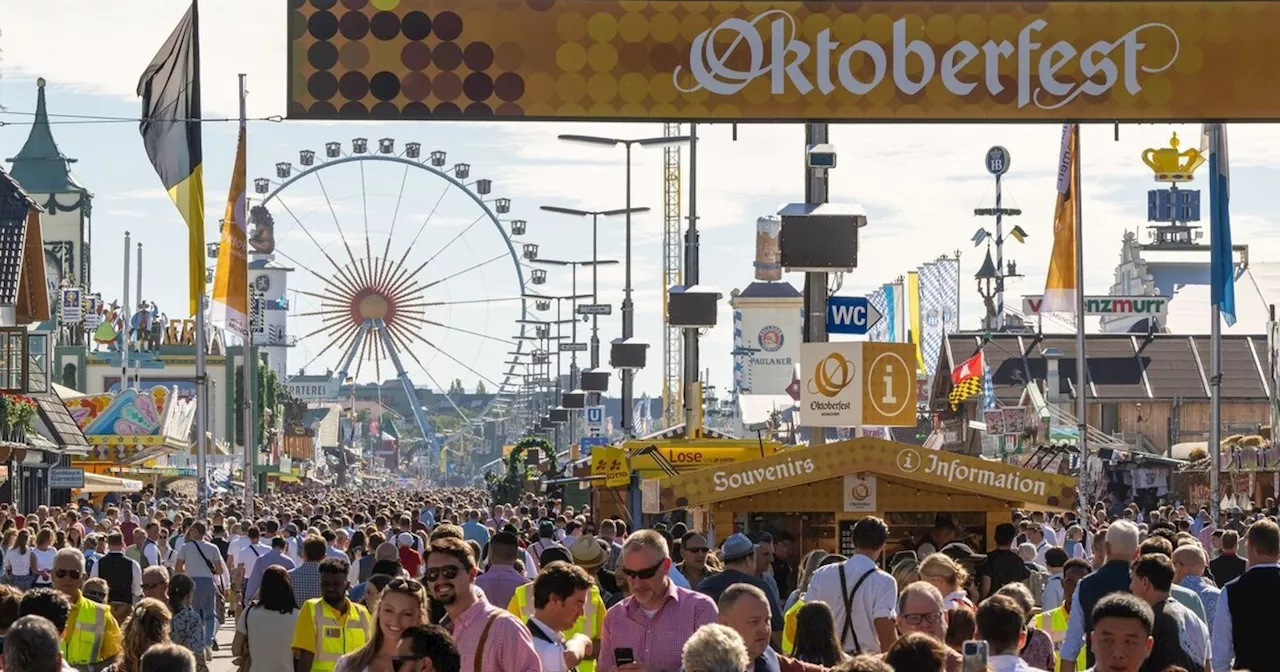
left=661, top=122, right=683, bottom=429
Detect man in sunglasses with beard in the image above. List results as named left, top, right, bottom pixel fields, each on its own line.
left=52, top=548, right=123, bottom=672
left=425, top=537, right=538, bottom=672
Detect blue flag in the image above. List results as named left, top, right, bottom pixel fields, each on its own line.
left=1206, top=123, right=1236, bottom=326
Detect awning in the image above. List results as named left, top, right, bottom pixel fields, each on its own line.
left=79, top=472, right=143, bottom=494
left=653, top=437, right=1079, bottom=512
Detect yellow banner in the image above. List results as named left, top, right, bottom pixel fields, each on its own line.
left=1042, top=123, right=1078, bottom=312
left=658, top=438, right=1077, bottom=511
left=906, top=272, right=924, bottom=374
left=211, top=126, right=249, bottom=338
left=592, top=447, right=630, bottom=487
left=288, top=1, right=1280, bottom=121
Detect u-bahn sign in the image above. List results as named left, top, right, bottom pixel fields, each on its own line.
left=289, top=1, right=1280, bottom=121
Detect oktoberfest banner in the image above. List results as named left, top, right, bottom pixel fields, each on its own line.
left=290, top=1, right=1280, bottom=121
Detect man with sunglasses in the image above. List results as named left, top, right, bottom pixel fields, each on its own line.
left=598, top=530, right=717, bottom=672
left=53, top=548, right=122, bottom=672
left=676, top=533, right=718, bottom=589
left=394, top=624, right=460, bottom=672
left=425, top=537, right=538, bottom=672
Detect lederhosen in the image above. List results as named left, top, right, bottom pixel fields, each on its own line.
left=837, top=564, right=877, bottom=655
left=527, top=618, right=577, bottom=672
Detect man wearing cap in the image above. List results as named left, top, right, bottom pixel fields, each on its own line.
left=397, top=532, right=423, bottom=578
left=694, top=533, right=785, bottom=646
left=478, top=532, right=530, bottom=612
left=508, top=537, right=608, bottom=672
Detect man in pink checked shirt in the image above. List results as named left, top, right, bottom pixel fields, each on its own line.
left=598, top=530, right=718, bottom=671
left=425, top=536, right=540, bottom=672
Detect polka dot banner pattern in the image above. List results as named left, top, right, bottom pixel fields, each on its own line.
left=287, top=0, right=1280, bottom=121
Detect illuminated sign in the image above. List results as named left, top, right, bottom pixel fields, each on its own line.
left=288, top=1, right=1280, bottom=121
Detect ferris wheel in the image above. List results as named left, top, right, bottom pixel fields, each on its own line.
left=250, top=137, right=533, bottom=451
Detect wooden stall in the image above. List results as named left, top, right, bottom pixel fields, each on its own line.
left=652, top=437, right=1078, bottom=557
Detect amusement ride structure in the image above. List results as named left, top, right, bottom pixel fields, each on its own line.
left=249, top=138, right=531, bottom=455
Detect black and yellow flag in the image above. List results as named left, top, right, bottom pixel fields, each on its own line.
left=138, top=0, right=204, bottom=316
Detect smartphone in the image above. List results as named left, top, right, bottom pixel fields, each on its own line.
left=962, top=640, right=989, bottom=672
left=615, top=648, right=635, bottom=665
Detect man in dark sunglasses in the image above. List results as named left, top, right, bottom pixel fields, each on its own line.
left=53, top=548, right=124, bottom=671
left=393, top=624, right=459, bottom=672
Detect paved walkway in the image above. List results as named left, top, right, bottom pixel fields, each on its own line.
left=207, top=619, right=241, bottom=672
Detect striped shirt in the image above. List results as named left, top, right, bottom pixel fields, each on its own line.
left=598, top=579, right=718, bottom=671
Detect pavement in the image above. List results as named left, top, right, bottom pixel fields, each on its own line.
left=207, top=620, right=240, bottom=672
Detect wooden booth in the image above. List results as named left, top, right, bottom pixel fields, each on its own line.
left=651, top=437, right=1078, bottom=558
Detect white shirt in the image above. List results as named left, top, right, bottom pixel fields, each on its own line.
left=236, top=542, right=270, bottom=577
left=528, top=615, right=568, bottom=672
left=521, top=548, right=538, bottom=581
left=1034, top=539, right=1051, bottom=567
left=990, top=653, right=1039, bottom=672
left=805, top=553, right=898, bottom=654
left=89, top=550, right=143, bottom=600
left=4, top=548, right=31, bottom=576
left=31, top=547, right=57, bottom=582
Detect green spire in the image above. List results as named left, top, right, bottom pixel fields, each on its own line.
left=6, top=78, right=84, bottom=194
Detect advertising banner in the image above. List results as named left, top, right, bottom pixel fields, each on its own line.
left=801, top=342, right=917, bottom=427
left=591, top=446, right=630, bottom=487
left=843, top=473, right=878, bottom=512
left=288, top=1, right=1280, bottom=122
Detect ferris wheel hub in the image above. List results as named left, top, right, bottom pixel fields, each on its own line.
left=352, top=289, right=396, bottom=325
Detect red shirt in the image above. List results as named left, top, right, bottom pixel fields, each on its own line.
left=398, top=546, right=422, bottom=577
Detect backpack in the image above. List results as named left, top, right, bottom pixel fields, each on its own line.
left=1023, top=566, right=1049, bottom=606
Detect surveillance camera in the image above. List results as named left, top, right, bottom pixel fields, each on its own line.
left=807, top=143, right=837, bottom=169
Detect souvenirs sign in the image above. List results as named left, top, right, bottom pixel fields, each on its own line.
left=655, top=437, right=1078, bottom=511
left=290, top=1, right=1280, bottom=122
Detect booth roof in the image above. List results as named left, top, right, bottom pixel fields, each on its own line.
left=656, top=438, right=1078, bottom=512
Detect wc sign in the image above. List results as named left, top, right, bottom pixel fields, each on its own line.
left=585, top=406, right=605, bottom=437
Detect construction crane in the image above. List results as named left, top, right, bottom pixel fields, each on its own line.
left=661, top=122, right=684, bottom=429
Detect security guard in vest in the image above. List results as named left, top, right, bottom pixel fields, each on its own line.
left=54, top=547, right=123, bottom=672
left=781, top=594, right=804, bottom=654
left=1032, top=558, right=1090, bottom=672
left=510, top=542, right=606, bottom=672
left=291, top=557, right=373, bottom=672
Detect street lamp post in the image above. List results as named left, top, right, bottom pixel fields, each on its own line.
left=530, top=257, right=619, bottom=384
left=539, top=206, right=648, bottom=376
left=558, top=134, right=690, bottom=436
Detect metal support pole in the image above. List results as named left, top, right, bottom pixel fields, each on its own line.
left=622, top=144, right=635, bottom=435
left=1211, top=301, right=1222, bottom=522
left=994, top=173, right=1004, bottom=330
left=122, top=232, right=131, bottom=390
left=803, top=123, right=830, bottom=446
left=196, top=293, right=209, bottom=517
left=683, top=124, right=701, bottom=435
left=590, top=214, right=600, bottom=371
left=1072, top=124, right=1089, bottom=519
left=238, top=72, right=255, bottom=514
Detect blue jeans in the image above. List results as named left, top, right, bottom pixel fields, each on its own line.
left=191, top=576, right=217, bottom=647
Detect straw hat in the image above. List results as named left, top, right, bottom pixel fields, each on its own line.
left=570, top=534, right=609, bottom=568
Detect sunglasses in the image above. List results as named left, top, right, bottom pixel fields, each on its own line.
left=54, top=569, right=82, bottom=580
left=422, top=566, right=462, bottom=582
left=84, top=591, right=107, bottom=601
left=391, top=656, right=424, bottom=671
left=684, top=547, right=710, bottom=554
left=620, top=559, right=665, bottom=580
left=142, top=582, right=167, bottom=590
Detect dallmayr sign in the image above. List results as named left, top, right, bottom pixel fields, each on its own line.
left=288, top=1, right=1280, bottom=121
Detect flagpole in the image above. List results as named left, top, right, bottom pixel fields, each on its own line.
left=122, top=232, right=131, bottom=391
left=239, top=72, right=255, bottom=519
left=192, top=0, right=208, bottom=520
left=1208, top=122, right=1224, bottom=523
left=1073, top=123, right=1089, bottom=522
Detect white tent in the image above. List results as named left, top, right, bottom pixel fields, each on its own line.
left=79, top=472, right=143, bottom=494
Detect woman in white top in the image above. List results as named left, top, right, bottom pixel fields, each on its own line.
left=4, top=529, right=34, bottom=590
left=233, top=565, right=299, bottom=672
left=30, top=528, right=56, bottom=587
left=336, top=577, right=428, bottom=672
left=918, top=553, right=975, bottom=611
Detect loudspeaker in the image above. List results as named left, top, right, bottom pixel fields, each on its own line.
left=778, top=205, right=866, bottom=271
left=580, top=370, right=610, bottom=392
left=562, top=391, right=586, bottom=409
left=610, top=340, right=648, bottom=370
left=668, top=286, right=721, bottom=327
left=550, top=407, right=570, bottom=422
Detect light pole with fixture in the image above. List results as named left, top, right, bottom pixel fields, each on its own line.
left=557, top=134, right=691, bottom=435
left=530, top=257, right=619, bottom=386
left=538, top=204, right=645, bottom=373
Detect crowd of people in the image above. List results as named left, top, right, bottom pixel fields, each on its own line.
left=0, top=485, right=1272, bottom=672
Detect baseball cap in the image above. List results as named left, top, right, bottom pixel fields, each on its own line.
left=396, top=532, right=414, bottom=546
left=720, top=533, right=757, bottom=562
left=940, top=542, right=986, bottom=562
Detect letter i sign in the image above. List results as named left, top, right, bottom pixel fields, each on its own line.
left=860, top=342, right=918, bottom=427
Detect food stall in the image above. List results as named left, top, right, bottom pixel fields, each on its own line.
left=651, top=437, right=1078, bottom=556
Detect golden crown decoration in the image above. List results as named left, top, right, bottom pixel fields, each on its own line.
left=1141, top=132, right=1206, bottom=183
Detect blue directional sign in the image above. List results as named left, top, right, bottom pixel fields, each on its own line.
left=579, top=436, right=609, bottom=452
left=827, top=296, right=884, bottom=335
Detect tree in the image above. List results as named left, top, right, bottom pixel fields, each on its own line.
left=448, top=378, right=465, bottom=395
left=475, top=380, right=487, bottom=395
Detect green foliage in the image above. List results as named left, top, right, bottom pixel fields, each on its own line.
left=475, top=380, right=487, bottom=395
left=448, top=378, right=465, bottom=395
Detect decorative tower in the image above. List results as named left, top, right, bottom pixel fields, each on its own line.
left=246, top=205, right=292, bottom=381
left=5, top=79, right=92, bottom=326
left=730, top=216, right=803, bottom=395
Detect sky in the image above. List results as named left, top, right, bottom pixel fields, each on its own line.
left=3, top=1, right=1280, bottom=404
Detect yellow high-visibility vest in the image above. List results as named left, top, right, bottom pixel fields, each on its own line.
left=1034, top=606, right=1085, bottom=672
left=507, top=583, right=605, bottom=672
left=781, top=595, right=805, bottom=655
left=309, top=599, right=372, bottom=672
left=63, top=598, right=110, bottom=666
